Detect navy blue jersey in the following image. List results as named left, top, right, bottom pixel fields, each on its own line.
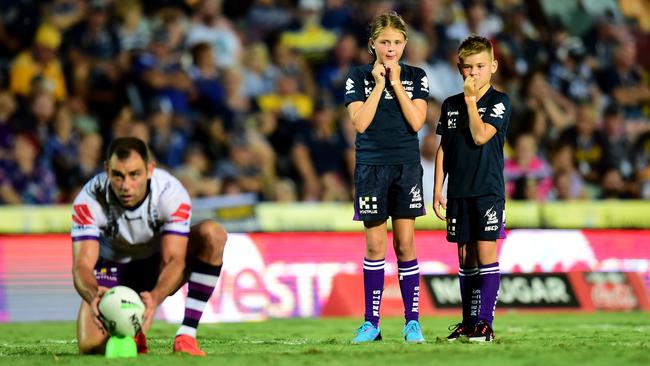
left=344, top=63, right=429, bottom=164
left=436, top=87, right=511, bottom=198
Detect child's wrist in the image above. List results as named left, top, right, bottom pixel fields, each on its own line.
left=464, top=95, right=477, bottom=103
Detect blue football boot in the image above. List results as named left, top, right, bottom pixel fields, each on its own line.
left=403, top=320, right=425, bottom=343
left=352, top=321, right=382, bottom=343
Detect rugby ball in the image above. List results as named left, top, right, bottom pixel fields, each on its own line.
left=98, top=286, right=145, bottom=337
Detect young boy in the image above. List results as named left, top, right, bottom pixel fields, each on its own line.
left=432, top=36, right=511, bottom=342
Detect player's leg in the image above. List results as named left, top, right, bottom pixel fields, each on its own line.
left=352, top=219, right=387, bottom=343
left=352, top=164, right=389, bottom=343
left=174, top=220, right=227, bottom=355
left=390, top=162, right=426, bottom=342
left=392, top=217, right=424, bottom=343
left=446, top=198, right=476, bottom=341
left=76, top=300, right=109, bottom=354
left=468, top=195, right=505, bottom=342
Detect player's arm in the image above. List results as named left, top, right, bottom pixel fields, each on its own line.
left=463, top=75, right=497, bottom=146
left=465, top=96, right=497, bottom=146
left=432, top=141, right=447, bottom=221
left=347, top=63, right=387, bottom=133
left=72, top=239, right=101, bottom=304
left=149, top=234, right=188, bottom=305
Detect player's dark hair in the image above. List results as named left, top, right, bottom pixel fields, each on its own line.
left=368, top=11, right=408, bottom=56
left=458, top=35, right=493, bottom=62
left=106, top=137, right=150, bottom=164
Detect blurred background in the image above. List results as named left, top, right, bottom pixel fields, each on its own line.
left=0, top=0, right=649, bottom=323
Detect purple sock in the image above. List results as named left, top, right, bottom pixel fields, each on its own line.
left=478, top=262, right=500, bottom=325
left=363, top=258, right=385, bottom=327
left=177, top=260, right=222, bottom=338
left=459, top=267, right=479, bottom=325
left=398, top=259, right=420, bottom=323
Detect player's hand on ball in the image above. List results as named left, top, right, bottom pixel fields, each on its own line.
left=91, top=286, right=109, bottom=333
left=433, top=194, right=447, bottom=221
left=139, top=291, right=158, bottom=333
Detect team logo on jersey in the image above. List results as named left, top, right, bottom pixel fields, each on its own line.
left=72, top=204, right=94, bottom=225
left=490, top=103, right=506, bottom=118
left=358, top=196, right=378, bottom=214
left=420, top=76, right=429, bottom=93
left=409, top=186, right=423, bottom=208
left=171, top=203, right=191, bottom=222
left=485, top=206, right=499, bottom=224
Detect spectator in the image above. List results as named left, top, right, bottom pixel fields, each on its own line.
left=0, top=91, right=17, bottom=159
left=186, top=0, right=242, bottom=68
left=66, top=132, right=103, bottom=200
left=559, top=102, right=609, bottom=190
left=10, top=23, right=67, bottom=101
left=188, top=42, right=231, bottom=123
left=292, top=100, right=353, bottom=201
left=0, top=132, right=58, bottom=204
left=547, top=144, right=587, bottom=200
left=174, top=144, right=221, bottom=198
left=597, top=39, right=650, bottom=118
left=44, top=106, right=79, bottom=200
left=504, top=133, right=553, bottom=200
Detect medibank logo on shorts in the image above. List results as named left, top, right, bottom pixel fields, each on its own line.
left=359, top=196, right=378, bottom=214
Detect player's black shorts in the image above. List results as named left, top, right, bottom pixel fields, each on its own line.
left=94, top=255, right=161, bottom=293
left=445, top=195, right=506, bottom=243
left=353, top=162, right=426, bottom=221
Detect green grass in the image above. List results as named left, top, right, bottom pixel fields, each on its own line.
left=1, top=313, right=649, bottom=366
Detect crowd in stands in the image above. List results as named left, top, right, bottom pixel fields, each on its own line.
left=0, top=0, right=649, bottom=205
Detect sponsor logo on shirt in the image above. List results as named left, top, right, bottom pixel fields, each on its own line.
left=171, top=203, right=191, bottom=222
left=345, top=78, right=354, bottom=90
left=490, top=102, right=506, bottom=118
left=72, top=204, right=94, bottom=225
left=420, top=76, right=429, bottom=93
left=447, top=110, right=458, bottom=129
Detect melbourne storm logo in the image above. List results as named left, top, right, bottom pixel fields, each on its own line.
left=484, top=206, right=499, bottom=231
left=485, top=206, right=498, bottom=224
left=409, top=186, right=422, bottom=209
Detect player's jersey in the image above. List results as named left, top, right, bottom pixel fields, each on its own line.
left=71, top=168, right=192, bottom=263
left=344, top=63, right=429, bottom=165
left=436, top=86, right=511, bottom=199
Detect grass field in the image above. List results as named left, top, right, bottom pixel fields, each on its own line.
left=1, top=313, right=649, bottom=366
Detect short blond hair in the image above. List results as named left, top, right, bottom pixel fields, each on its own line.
left=458, top=35, right=493, bottom=62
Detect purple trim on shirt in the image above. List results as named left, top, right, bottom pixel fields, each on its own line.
left=162, top=230, right=189, bottom=237
left=72, top=235, right=100, bottom=242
